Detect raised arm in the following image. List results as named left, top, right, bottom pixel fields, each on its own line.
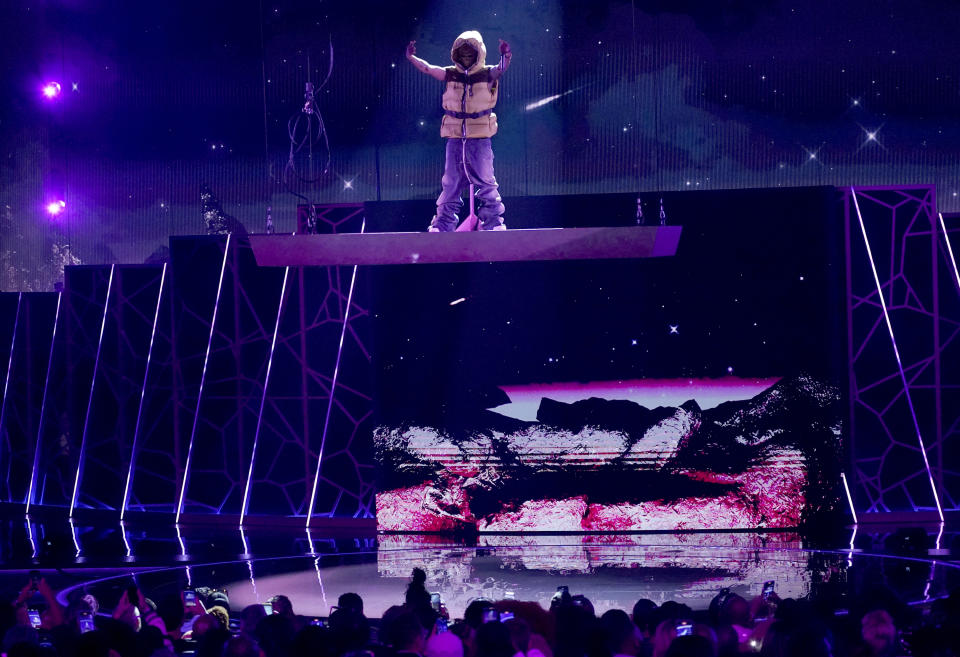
left=405, top=41, right=447, bottom=81
left=489, top=39, right=513, bottom=82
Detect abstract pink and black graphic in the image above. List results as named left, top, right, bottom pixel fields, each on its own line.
left=375, top=375, right=842, bottom=531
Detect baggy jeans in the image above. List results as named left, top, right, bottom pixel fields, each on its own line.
left=430, top=137, right=505, bottom=231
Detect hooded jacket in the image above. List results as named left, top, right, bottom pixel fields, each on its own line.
left=440, top=31, right=499, bottom=139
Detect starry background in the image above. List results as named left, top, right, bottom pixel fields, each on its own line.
left=2, top=0, right=960, bottom=289
left=367, top=186, right=846, bottom=425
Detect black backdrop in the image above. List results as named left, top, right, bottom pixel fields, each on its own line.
left=3, top=0, right=960, bottom=290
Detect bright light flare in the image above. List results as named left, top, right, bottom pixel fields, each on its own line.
left=46, top=200, right=66, bottom=216
left=42, top=82, right=62, bottom=99
left=856, top=123, right=886, bottom=151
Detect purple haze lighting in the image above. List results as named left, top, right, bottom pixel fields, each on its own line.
left=70, top=264, right=115, bottom=517
left=176, top=234, right=232, bottom=522
left=42, top=82, right=61, bottom=99
left=121, top=264, right=167, bottom=520
left=46, top=200, right=65, bottom=216
left=851, top=188, right=944, bottom=521
left=240, top=265, right=290, bottom=525
left=26, top=292, right=61, bottom=511
left=307, top=220, right=365, bottom=526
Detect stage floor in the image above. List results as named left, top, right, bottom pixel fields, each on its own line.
left=1, top=517, right=957, bottom=619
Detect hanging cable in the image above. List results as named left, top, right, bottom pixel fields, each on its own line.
left=282, top=37, right=335, bottom=233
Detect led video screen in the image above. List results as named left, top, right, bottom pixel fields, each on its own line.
left=370, top=188, right=846, bottom=532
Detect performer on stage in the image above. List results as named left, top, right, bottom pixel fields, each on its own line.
left=405, top=31, right=512, bottom=231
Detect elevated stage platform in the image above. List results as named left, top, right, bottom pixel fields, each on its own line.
left=0, top=187, right=956, bottom=528
left=250, top=226, right=682, bottom=266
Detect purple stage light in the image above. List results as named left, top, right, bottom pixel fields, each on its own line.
left=121, top=264, right=167, bottom=520
left=851, top=188, right=944, bottom=521
left=70, top=264, right=115, bottom=518
left=46, top=200, right=66, bottom=216
left=26, top=292, right=61, bottom=512
left=307, top=219, right=366, bottom=526
left=240, top=264, right=290, bottom=526
left=42, top=82, right=62, bottom=99
left=177, top=233, right=232, bottom=523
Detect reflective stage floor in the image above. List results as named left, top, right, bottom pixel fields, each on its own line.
left=1, top=515, right=958, bottom=619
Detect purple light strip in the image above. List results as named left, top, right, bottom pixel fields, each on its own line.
left=847, top=524, right=857, bottom=567
left=68, top=516, right=81, bottom=557
left=240, top=265, right=290, bottom=525
left=247, top=560, right=259, bottom=601
left=70, top=265, right=115, bottom=517
left=121, top=264, right=167, bottom=520
left=306, top=221, right=365, bottom=525
left=175, top=523, right=187, bottom=558
left=840, top=472, right=858, bottom=523
left=177, top=234, right=232, bottom=522
left=851, top=189, right=944, bottom=520
left=315, top=556, right=327, bottom=607
left=25, top=516, right=37, bottom=559
left=119, top=520, right=131, bottom=559
left=939, top=213, right=960, bottom=294
left=0, top=293, right=22, bottom=502
left=26, top=292, right=61, bottom=512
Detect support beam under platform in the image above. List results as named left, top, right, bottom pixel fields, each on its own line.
left=249, top=226, right=682, bottom=266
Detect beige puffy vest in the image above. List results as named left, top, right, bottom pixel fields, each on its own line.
left=440, top=31, right=499, bottom=139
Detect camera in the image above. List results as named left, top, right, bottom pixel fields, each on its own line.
left=762, top=581, right=775, bottom=599
left=78, top=611, right=95, bottom=634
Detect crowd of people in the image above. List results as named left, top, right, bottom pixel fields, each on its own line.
left=3, top=568, right=959, bottom=657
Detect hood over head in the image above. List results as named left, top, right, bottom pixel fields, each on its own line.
left=450, top=30, right=487, bottom=73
